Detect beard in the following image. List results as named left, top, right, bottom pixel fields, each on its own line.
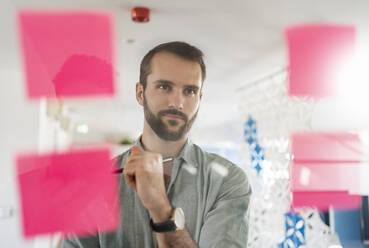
left=143, top=94, right=198, bottom=141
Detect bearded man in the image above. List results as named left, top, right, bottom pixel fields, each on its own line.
left=63, top=41, right=251, bottom=248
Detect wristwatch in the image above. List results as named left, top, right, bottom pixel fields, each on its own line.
left=150, top=207, right=185, bottom=232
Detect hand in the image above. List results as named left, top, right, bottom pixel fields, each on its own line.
left=123, top=146, right=172, bottom=220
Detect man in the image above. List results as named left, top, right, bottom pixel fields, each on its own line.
left=63, top=41, right=251, bottom=247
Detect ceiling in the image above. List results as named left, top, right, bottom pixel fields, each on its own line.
left=2, top=0, right=369, bottom=146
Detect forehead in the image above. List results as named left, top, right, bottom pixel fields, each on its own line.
left=147, top=52, right=202, bottom=87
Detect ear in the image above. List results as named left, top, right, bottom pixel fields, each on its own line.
left=199, top=91, right=203, bottom=100
left=136, top=82, right=144, bottom=106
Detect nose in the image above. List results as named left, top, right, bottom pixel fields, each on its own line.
left=168, top=89, right=184, bottom=110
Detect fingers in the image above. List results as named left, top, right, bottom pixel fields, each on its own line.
left=126, top=151, right=163, bottom=169
left=123, top=162, right=137, bottom=191
left=123, top=148, right=164, bottom=193
left=126, top=155, right=141, bottom=164
left=130, top=145, right=142, bottom=155
left=124, top=173, right=137, bottom=192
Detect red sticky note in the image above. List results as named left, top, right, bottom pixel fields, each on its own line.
left=16, top=148, right=119, bottom=238
left=17, top=10, right=115, bottom=99
left=292, top=191, right=362, bottom=211
left=285, top=24, right=355, bottom=97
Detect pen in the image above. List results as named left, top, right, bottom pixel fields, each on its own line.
left=112, top=157, right=174, bottom=174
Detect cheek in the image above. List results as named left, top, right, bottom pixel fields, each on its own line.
left=145, top=92, right=167, bottom=108
left=185, top=98, right=200, bottom=114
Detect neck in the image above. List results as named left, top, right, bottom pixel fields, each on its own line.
left=141, top=122, right=188, bottom=158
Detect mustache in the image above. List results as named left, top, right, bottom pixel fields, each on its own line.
left=158, top=109, right=188, bottom=121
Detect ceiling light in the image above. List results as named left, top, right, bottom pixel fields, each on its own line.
left=76, top=124, right=89, bottom=134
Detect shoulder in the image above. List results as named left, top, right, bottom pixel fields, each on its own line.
left=190, top=144, right=250, bottom=189
left=193, top=145, right=246, bottom=178
left=191, top=146, right=252, bottom=204
left=207, top=152, right=248, bottom=183
left=188, top=143, right=235, bottom=168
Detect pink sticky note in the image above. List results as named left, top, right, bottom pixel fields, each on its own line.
left=291, top=132, right=362, bottom=194
left=285, top=24, right=355, bottom=97
left=292, top=132, right=362, bottom=163
left=16, top=148, right=119, bottom=238
left=17, top=10, right=115, bottom=99
left=291, top=163, right=362, bottom=194
left=292, top=191, right=362, bottom=211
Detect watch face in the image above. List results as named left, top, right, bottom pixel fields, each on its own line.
left=174, top=208, right=185, bottom=229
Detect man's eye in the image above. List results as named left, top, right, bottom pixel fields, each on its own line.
left=159, top=84, right=169, bottom=90
left=185, top=88, right=196, bottom=95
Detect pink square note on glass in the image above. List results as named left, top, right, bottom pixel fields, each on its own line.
left=291, top=132, right=362, bottom=163
left=292, top=191, right=362, bottom=211
left=16, top=147, right=120, bottom=238
left=17, top=10, right=116, bottom=99
left=285, top=24, right=355, bottom=97
left=291, top=132, right=362, bottom=194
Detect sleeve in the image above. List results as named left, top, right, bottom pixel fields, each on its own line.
left=62, top=235, right=100, bottom=248
left=198, top=165, right=252, bottom=248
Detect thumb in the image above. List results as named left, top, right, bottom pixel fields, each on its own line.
left=130, top=145, right=142, bottom=155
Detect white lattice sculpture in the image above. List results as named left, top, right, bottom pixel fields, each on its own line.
left=239, top=71, right=341, bottom=248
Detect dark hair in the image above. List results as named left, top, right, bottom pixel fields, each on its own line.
left=139, top=41, right=206, bottom=89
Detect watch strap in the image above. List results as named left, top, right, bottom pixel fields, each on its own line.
left=150, top=218, right=177, bottom=232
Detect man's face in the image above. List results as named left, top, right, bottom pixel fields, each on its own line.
left=137, top=52, right=203, bottom=141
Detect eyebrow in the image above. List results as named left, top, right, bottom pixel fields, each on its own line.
left=154, top=79, right=200, bottom=90
left=154, top=79, right=175, bottom=86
